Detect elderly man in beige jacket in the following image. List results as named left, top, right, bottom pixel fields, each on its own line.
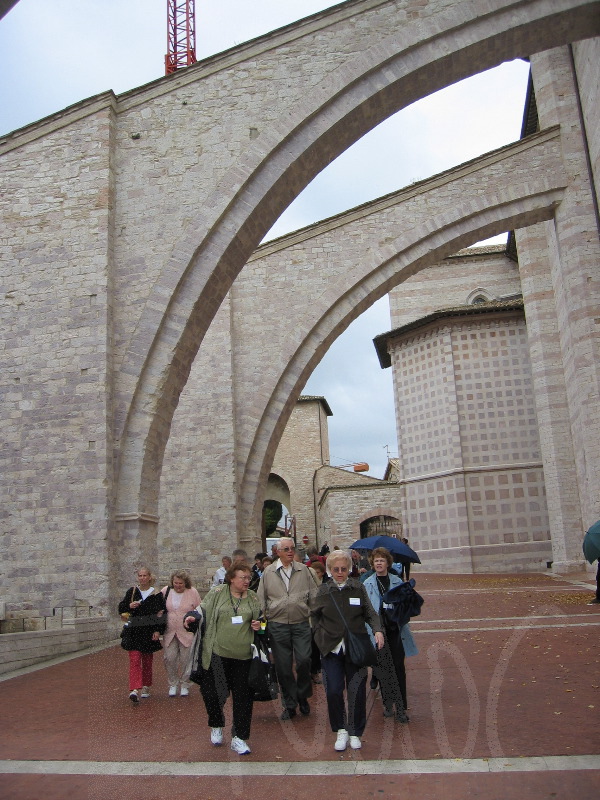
left=257, top=536, right=318, bottom=720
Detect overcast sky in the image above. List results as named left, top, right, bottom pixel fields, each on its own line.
left=0, top=0, right=530, bottom=479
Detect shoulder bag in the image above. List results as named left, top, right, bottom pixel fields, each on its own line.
left=329, top=587, right=378, bottom=668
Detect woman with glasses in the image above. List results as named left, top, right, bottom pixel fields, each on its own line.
left=310, top=549, right=384, bottom=752
left=363, top=547, right=417, bottom=722
left=184, top=563, right=261, bottom=755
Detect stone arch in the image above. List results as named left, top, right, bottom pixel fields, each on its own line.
left=359, top=514, right=403, bottom=539
left=467, top=288, right=495, bottom=305
left=237, top=136, right=566, bottom=539
left=265, top=473, right=291, bottom=513
left=114, top=0, right=599, bottom=529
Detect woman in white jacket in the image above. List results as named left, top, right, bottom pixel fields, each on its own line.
left=161, top=570, right=201, bottom=696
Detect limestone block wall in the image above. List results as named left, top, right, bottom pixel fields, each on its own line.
left=0, top=617, right=111, bottom=676
left=529, top=46, right=600, bottom=544
left=270, top=397, right=331, bottom=547
left=0, top=104, right=115, bottom=617
left=318, top=483, right=406, bottom=551
left=573, top=38, right=599, bottom=214
left=158, top=298, right=237, bottom=589
left=388, top=247, right=521, bottom=327
left=387, top=312, right=551, bottom=572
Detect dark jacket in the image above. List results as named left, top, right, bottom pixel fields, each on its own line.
left=381, top=578, right=424, bottom=628
left=310, top=578, right=382, bottom=656
left=118, top=587, right=167, bottom=653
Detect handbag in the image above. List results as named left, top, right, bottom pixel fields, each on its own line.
left=248, top=631, right=279, bottom=701
left=188, top=611, right=205, bottom=685
left=329, top=587, right=378, bottom=668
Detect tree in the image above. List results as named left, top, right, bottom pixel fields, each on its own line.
left=263, top=499, right=283, bottom=536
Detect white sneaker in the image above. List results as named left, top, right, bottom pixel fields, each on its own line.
left=230, top=736, right=251, bottom=755
left=210, top=727, right=223, bottom=746
left=334, top=729, right=349, bottom=751
left=129, top=690, right=139, bottom=703
left=349, top=735, right=362, bottom=750
left=168, top=686, right=177, bottom=697
left=140, top=686, right=150, bottom=698
left=180, top=686, right=189, bottom=696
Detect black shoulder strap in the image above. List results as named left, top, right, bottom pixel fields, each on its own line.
left=328, top=587, right=350, bottom=633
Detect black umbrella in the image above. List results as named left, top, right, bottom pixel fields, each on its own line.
left=349, top=535, right=421, bottom=564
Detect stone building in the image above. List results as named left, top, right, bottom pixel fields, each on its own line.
left=376, top=251, right=551, bottom=572
left=1, top=1, right=598, bottom=667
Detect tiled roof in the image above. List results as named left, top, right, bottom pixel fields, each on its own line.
left=373, top=298, right=524, bottom=368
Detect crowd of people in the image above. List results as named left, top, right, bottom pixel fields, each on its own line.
left=118, top=538, right=418, bottom=755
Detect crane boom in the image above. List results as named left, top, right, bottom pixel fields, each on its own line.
left=165, top=0, right=197, bottom=75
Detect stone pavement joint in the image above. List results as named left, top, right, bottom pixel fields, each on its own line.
left=1, top=755, right=600, bottom=777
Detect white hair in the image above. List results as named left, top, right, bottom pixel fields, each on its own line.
left=277, top=536, right=295, bottom=549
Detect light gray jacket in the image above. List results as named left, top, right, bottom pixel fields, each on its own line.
left=257, top=559, right=318, bottom=624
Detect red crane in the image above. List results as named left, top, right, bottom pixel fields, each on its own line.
left=165, top=0, right=197, bottom=75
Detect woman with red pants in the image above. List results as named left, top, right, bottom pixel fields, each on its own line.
left=118, top=566, right=167, bottom=703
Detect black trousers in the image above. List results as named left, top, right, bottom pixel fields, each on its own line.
left=321, top=650, right=367, bottom=736
left=198, top=653, right=253, bottom=740
left=375, top=623, right=407, bottom=711
left=268, top=620, right=313, bottom=710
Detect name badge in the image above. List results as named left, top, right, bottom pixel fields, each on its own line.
left=383, top=603, right=393, bottom=610
left=349, top=597, right=361, bottom=606
left=231, top=615, right=243, bottom=624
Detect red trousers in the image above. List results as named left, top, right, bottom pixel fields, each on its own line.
left=128, top=650, right=154, bottom=691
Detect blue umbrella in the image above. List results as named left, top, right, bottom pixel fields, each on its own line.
left=349, top=535, right=421, bottom=564
left=583, top=520, right=600, bottom=564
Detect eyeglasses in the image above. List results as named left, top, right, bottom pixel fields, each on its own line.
left=280, top=546, right=295, bottom=552
left=332, top=566, right=349, bottom=573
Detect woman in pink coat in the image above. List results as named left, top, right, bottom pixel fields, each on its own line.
left=161, top=570, right=201, bottom=696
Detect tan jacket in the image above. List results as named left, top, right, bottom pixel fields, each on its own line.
left=257, top=559, right=318, bottom=624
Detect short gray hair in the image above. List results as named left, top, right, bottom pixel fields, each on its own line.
left=277, top=537, right=295, bottom=550
left=326, top=549, right=352, bottom=573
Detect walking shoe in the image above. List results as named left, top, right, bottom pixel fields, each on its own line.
left=210, top=727, right=223, bottom=746
left=334, top=729, right=349, bottom=751
left=129, top=690, right=139, bottom=703
left=180, top=687, right=189, bottom=696
left=230, top=736, right=251, bottom=755
left=299, top=699, right=310, bottom=716
left=349, top=735, right=362, bottom=750
left=168, top=685, right=177, bottom=697
left=280, top=707, right=297, bottom=720
left=396, top=707, right=409, bottom=723
left=588, top=599, right=600, bottom=605
left=140, top=686, right=150, bottom=698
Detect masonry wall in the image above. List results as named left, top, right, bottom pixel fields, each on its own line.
left=388, top=247, right=521, bottom=327
left=158, top=298, right=238, bottom=590
left=270, top=399, right=330, bottom=547
left=527, top=46, right=600, bottom=561
left=387, top=312, right=551, bottom=572
left=0, top=106, right=115, bottom=618
left=319, top=484, right=406, bottom=551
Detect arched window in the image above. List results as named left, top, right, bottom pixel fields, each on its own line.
left=359, top=515, right=402, bottom=538
left=466, top=287, right=493, bottom=305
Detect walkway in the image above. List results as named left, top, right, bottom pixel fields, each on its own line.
left=1, top=571, right=598, bottom=799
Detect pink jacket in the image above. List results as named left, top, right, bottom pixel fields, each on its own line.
left=161, top=586, right=201, bottom=648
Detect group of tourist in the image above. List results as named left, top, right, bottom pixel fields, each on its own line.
left=118, top=538, right=418, bottom=755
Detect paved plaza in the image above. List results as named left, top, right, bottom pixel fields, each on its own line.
left=1, top=571, right=598, bottom=799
